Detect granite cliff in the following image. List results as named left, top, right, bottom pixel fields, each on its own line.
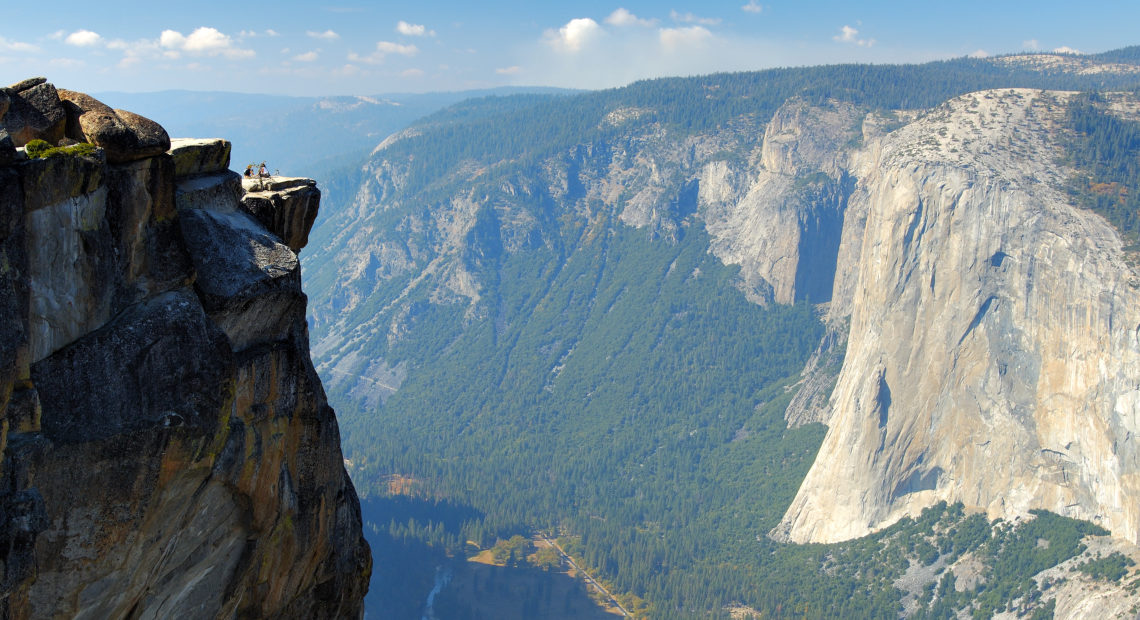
left=0, top=78, right=369, bottom=618
left=773, top=88, right=1140, bottom=549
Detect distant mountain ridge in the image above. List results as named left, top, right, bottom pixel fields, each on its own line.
left=1091, top=45, right=1140, bottom=64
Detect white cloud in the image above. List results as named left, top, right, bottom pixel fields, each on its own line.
left=307, top=30, right=340, bottom=40
left=526, top=22, right=793, bottom=92
left=105, top=36, right=165, bottom=70
left=670, top=11, right=721, bottom=26
left=834, top=25, right=857, bottom=42
left=266, top=29, right=280, bottom=37
left=48, top=30, right=65, bottom=41
left=239, top=29, right=280, bottom=38
left=659, top=26, right=712, bottom=52
left=968, top=49, right=989, bottom=58
left=294, top=51, right=319, bottom=62
left=377, top=41, right=418, bottom=55
left=741, top=1, right=762, bottom=13
left=161, top=27, right=254, bottom=58
left=397, top=21, right=434, bottom=37
left=606, top=8, right=655, bottom=27
left=0, top=36, right=39, bottom=53
left=833, top=25, right=874, bottom=47
left=401, top=68, right=424, bottom=77
left=1053, top=46, right=1082, bottom=55
left=347, top=40, right=419, bottom=64
left=1023, top=39, right=1040, bottom=50
left=102, top=33, right=240, bottom=70
left=545, top=18, right=601, bottom=53
left=49, top=57, right=85, bottom=68
left=496, top=65, right=522, bottom=75
left=65, top=30, right=103, bottom=47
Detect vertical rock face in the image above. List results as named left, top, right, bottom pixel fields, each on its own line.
left=699, top=99, right=861, bottom=306
left=0, top=81, right=369, bottom=618
left=776, top=89, right=1140, bottom=545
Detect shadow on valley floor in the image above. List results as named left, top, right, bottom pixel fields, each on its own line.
left=360, top=495, right=484, bottom=619
left=432, top=561, right=621, bottom=620
left=358, top=494, right=617, bottom=619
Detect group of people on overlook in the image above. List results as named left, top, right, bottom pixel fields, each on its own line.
left=244, top=162, right=272, bottom=178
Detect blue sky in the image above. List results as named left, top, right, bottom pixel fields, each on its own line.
left=2, top=1, right=1138, bottom=95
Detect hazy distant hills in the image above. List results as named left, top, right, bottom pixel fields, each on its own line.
left=95, top=86, right=576, bottom=178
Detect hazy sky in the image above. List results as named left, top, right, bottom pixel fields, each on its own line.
left=3, top=1, right=1138, bottom=96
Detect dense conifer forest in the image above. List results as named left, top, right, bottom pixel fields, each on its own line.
left=1063, top=92, right=1140, bottom=249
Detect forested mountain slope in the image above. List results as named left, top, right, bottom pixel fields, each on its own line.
left=304, top=52, right=1140, bottom=617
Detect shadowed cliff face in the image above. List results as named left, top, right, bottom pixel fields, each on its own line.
left=0, top=81, right=369, bottom=619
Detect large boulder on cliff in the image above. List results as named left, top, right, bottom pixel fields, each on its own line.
left=57, top=89, right=170, bottom=164
left=169, top=137, right=231, bottom=177
left=8, top=78, right=46, bottom=92
left=1, top=79, right=66, bottom=147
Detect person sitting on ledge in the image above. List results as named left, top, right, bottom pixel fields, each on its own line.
left=258, top=162, right=270, bottom=178
left=244, top=164, right=254, bottom=178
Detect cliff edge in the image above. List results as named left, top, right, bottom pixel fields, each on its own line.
left=0, top=79, right=370, bottom=618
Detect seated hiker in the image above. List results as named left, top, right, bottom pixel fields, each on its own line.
left=258, top=162, right=270, bottom=178
left=244, top=164, right=254, bottom=178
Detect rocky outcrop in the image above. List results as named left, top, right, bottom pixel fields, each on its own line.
left=776, top=89, right=1140, bottom=546
left=169, top=137, right=231, bottom=178
left=1, top=78, right=65, bottom=146
left=0, top=81, right=369, bottom=618
left=241, top=176, right=321, bottom=253
left=0, top=78, right=170, bottom=163
left=58, top=89, right=170, bottom=163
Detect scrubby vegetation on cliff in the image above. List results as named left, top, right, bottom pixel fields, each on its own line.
left=22, top=138, right=99, bottom=159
